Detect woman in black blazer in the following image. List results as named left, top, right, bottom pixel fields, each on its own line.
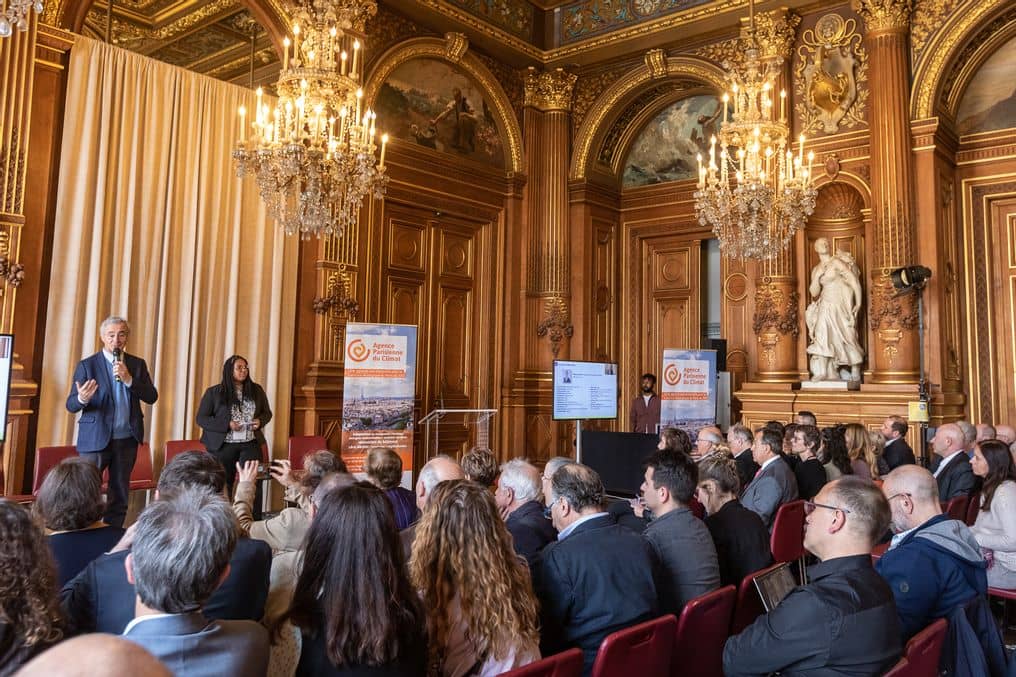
left=196, top=355, right=272, bottom=499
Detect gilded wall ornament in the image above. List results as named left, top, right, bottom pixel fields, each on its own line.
left=795, top=13, right=868, bottom=135
left=524, top=67, right=578, bottom=112
left=537, top=295, right=574, bottom=357
left=852, top=0, right=913, bottom=33
left=443, top=32, right=469, bottom=62
left=751, top=9, right=800, bottom=60
left=313, top=267, right=359, bottom=320
left=645, top=48, right=668, bottom=79
left=752, top=284, right=800, bottom=338
left=1, top=128, right=25, bottom=214
left=690, top=38, right=742, bottom=69
left=868, top=270, right=919, bottom=333
left=0, top=255, right=25, bottom=289
left=910, top=0, right=960, bottom=62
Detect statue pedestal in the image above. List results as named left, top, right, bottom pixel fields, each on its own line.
left=801, top=380, right=860, bottom=391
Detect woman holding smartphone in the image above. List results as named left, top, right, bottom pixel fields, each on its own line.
left=196, top=355, right=272, bottom=499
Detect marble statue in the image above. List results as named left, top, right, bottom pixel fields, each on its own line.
left=805, top=237, right=865, bottom=382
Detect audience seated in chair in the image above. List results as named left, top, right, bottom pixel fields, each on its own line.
left=495, top=458, right=557, bottom=567
left=880, top=416, right=916, bottom=471
left=233, top=449, right=345, bottom=554
left=723, top=477, right=902, bottom=676
left=845, top=423, right=880, bottom=482
left=410, top=479, right=540, bottom=675
left=540, top=456, right=574, bottom=506
left=274, top=481, right=427, bottom=676
left=400, top=455, right=464, bottom=558
left=790, top=424, right=827, bottom=501
left=461, top=447, right=498, bottom=490
left=121, top=487, right=268, bottom=676
left=365, top=446, right=418, bottom=530
left=639, top=448, right=720, bottom=615
left=696, top=455, right=773, bottom=586
left=740, top=427, right=799, bottom=530
left=693, top=426, right=724, bottom=462
left=976, top=423, right=996, bottom=443
left=61, top=451, right=271, bottom=635
left=969, top=439, right=1016, bottom=589
left=930, top=423, right=980, bottom=501
left=957, top=420, right=978, bottom=459
left=876, top=464, right=987, bottom=640
left=536, top=463, right=657, bottom=674
left=822, top=425, right=853, bottom=483
left=16, top=633, right=170, bottom=677
left=0, top=500, right=64, bottom=674
left=33, top=457, right=125, bottom=585
left=727, top=424, right=758, bottom=491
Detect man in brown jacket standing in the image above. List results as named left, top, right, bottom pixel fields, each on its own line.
left=630, top=373, right=661, bottom=433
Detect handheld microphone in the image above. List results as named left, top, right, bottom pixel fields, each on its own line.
left=113, top=349, right=122, bottom=382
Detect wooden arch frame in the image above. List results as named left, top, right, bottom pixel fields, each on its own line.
left=363, top=37, right=525, bottom=175
left=570, top=55, right=725, bottom=181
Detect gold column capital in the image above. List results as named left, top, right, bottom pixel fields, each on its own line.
left=524, top=67, right=578, bottom=112
left=743, top=8, right=801, bottom=61
left=645, top=48, right=668, bottom=79
left=853, top=0, right=913, bottom=33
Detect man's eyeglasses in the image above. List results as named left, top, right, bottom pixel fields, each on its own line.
left=804, top=500, right=852, bottom=516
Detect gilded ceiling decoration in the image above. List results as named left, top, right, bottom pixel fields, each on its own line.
left=445, top=0, right=534, bottom=40
left=794, top=13, right=868, bottom=136
left=559, top=0, right=712, bottom=45
left=910, top=0, right=959, bottom=63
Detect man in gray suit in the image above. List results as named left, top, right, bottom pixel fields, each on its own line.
left=741, top=427, right=799, bottom=530
left=122, top=486, right=268, bottom=676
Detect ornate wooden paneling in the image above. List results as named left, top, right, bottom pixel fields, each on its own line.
left=388, top=219, right=426, bottom=272
left=640, top=238, right=701, bottom=380
left=591, top=217, right=615, bottom=363
left=436, top=284, right=472, bottom=401
left=991, top=196, right=1016, bottom=421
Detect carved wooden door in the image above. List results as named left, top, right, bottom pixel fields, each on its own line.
left=989, top=196, right=1016, bottom=421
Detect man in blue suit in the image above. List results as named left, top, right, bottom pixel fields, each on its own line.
left=66, top=316, right=158, bottom=527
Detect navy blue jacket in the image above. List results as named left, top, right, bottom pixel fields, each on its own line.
left=536, top=514, right=658, bottom=674
left=61, top=537, right=271, bottom=635
left=65, top=351, right=158, bottom=452
left=876, top=514, right=987, bottom=640
left=505, top=500, right=557, bottom=567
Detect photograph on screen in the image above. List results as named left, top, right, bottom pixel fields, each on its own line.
left=552, top=360, right=618, bottom=420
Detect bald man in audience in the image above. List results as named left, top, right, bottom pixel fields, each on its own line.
left=996, top=424, right=1016, bottom=445
left=16, top=634, right=171, bottom=677
left=693, top=426, right=724, bottom=461
left=724, top=477, right=901, bottom=675
left=876, top=465, right=986, bottom=640
left=976, top=423, right=997, bottom=442
left=929, top=422, right=979, bottom=501
left=400, top=454, right=464, bottom=557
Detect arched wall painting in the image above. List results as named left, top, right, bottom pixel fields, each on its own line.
left=956, top=34, right=1016, bottom=135
left=374, top=58, right=505, bottom=168
left=623, top=94, right=721, bottom=188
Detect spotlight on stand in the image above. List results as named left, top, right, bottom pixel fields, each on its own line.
left=890, top=265, right=932, bottom=293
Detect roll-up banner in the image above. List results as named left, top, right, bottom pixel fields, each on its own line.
left=341, top=323, right=418, bottom=486
left=660, top=349, right=718, bottom=438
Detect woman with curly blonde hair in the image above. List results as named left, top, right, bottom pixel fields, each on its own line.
left=409, top=480, right=540, bottom=676
left=845, top=423, right=880, bottom=481
left=0, top=500, right=64, bottom=673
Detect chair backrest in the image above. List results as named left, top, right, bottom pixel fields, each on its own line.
left=288, top=435, right=328, bottom=471
left=903, top=618, right=948, bottom=676
left=673, top=586, right=736, bottom=677
left=770, top=499, right=806, bottom=563
left=732, top=562, right=790, bottom=634
left=941, top=495, right=968, bottom=522
left=130, top=443, right=154, bottom=485
left=164, top=440, right=207, bottom=467
left=881, top=657, right=909, bottom=677
left=32, top=445, right=77, bottom=494
left=964, top=491, right=981, bottom=527
left=500, top=648, right=584, bottom=677
left=591, top=614, right=677, bottom=677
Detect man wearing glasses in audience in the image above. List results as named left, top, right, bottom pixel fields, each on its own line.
left=723, top=477, right=902, bottom=676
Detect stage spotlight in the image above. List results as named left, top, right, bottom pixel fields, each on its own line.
left=890, top=265, right=932, bottom=291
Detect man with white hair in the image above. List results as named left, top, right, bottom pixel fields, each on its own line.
left=541, top=456, right=573, bottom=506
left=956, top=420, right=977, bottom=458
left=400, top=455, right=464, bottom=557
left=995, top=424, right=1016, bottom=445
left=496, top=459, right=557, bottom=566
left=693, top=426, right=724, bottom=461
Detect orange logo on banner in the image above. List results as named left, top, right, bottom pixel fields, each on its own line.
left=347, top=339, right=371, bottom=363
left=664, top=364, right=682, bottom=386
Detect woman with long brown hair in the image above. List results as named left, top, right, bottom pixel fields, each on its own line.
left=844, top=423, right=879, bottom=481
left=409, top=480, right=540, bottom=676
left=970, top=439, right=1016, bottom=588
left=0, top=500, right=64, bottom=674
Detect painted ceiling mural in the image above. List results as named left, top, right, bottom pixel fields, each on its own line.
left=622, top=94, right=721, bottom=188
left=559, top=0, right=713, bottom=45
left=956, top=34, right=1016, bottom=135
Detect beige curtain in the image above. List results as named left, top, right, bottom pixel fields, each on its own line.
left=38, top=36, right=298, bottom=468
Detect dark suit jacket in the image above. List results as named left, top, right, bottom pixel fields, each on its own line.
left=734, top=450, right=759, bottom=493
left=61, top=537, right=271, bottom=635
left=794, top=458, right=827, bottom=501
left=506, top=500, right=557, bottom=567
left=740, top=457, right=798, bottom=530
left=65, top=351, right=158, bottom=452
left=884, top=437, right=916, bottom=470
left=195, top=383, right=272, bottom=451
left=705, top=499, right=774, bottom=587
left=536, top=515, right=658, bottom=673
left=123, top=611, right=268, bottom=677
left=934, top=453, right=980, bottom=501
left=629, top=394, right=661, bottom=433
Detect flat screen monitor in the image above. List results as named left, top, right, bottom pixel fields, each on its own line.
left=580, top=430, right=659, bottom=497
left=0, top=335, right=11, bottom=442
left=552, top=360, right=618, bottom=420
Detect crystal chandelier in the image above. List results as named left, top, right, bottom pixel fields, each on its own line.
left=0, top=0, right=44, bottom=38
left=233, top=0, right=388, bottom=239
left=694, top=1, right=816, bottom=260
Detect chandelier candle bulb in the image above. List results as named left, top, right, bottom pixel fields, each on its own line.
left=722, top=93, right=729, bottom=122
left=780, top=90, right=787, bottom=122
left=351, top=39, right=360, bottom=80
left=380, top=133, right=388, bottom=167
left=293, top=24, right=300, bottom=64
left=340, top=51, right=347, bottom=75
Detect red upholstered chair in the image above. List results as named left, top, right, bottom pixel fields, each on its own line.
left=288, top=435, right=327, bottom=471
left=883, top=618, right=948, bottom=677
left=129, top=443, right=157, bottom=502
left=590, top=614, right=677, bottom=677
left=731, top=562, right=784, bottom=634
left=163, top=440, right=207, bottom=467
left=673, top=586, right=736, bottom=677
left=940, top=495, right=968, bottom=522
left=988, top=586, right=1016, bottom=629
left=500, top=649, right=583, bottom=677
left=770, top=500, right=806, bottom=564
left=870, top=542, right=891, bottom=565
left=965, top=491, right=981, bottom=527
left=32, top=445, right=77, bottom=494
